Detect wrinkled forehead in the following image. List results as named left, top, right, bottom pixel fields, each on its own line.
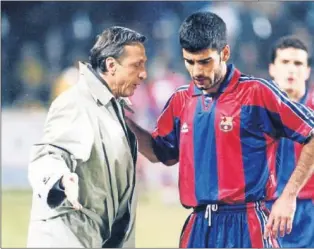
left=182, top=48, right=220, bottom=60
left=122, top=43, right=147, bottom=61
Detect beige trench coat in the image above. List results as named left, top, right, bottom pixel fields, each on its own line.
left=27, top=62, right=138, bottom=248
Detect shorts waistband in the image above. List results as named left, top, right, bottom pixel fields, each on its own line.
left=193, top=201, right=265, bottom=213
left=193, top=201, right=265, bottom=227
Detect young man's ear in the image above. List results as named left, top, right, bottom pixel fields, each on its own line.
left=306, top=66, right=311, bottom=81
left=221, top=45, right=230, bottom=62
left=105, top=57, right=117, bottom=75
left=269, top=63, right=275, bottom=79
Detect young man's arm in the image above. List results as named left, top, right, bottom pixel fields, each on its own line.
left=282, top=135, right=314, bottom=198
left=125, top=117, right=159, bottom=163
left=265, top=135, right=314, bottom=239
left=251, top=79, right=314, bottom=239
left=125, top=89, right=184, bottom=166
left=126, top=117, right=178, bottom=166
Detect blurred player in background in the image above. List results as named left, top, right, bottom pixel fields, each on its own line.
left=126, top=11, right=314, bottom=248
left=266, top=36, right=314, bottom=247
left=27, top=26, right=147, bottom=248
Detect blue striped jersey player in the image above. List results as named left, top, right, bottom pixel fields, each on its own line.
left=266, top=35, right=314, bottom=248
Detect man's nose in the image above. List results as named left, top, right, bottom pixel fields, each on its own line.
left=287, top=63, right=297, bottom=73
left=139, top=69, right=147, bottom=80
left=192, top=64, right=203, bottom=77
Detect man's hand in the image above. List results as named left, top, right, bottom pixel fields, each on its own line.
left=61, top=173, right=82, bottom=210
left=264, top=195, right=296, bottom=239
left=264, top=137, right=314, bottom=239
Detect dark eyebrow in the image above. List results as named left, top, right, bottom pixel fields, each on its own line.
left=183, top=57, right=212, bottom=63
left=183, top=58, right=194, bottom=64
left=294, top=60, right=304, bottom=64
left=198, top=57, right=212, bottom=63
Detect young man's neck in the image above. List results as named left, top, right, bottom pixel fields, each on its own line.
left=286, top=87, right=306, bottom=102
left=203, top=84, right=221, bottom=95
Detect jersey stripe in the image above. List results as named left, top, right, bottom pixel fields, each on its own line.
left=240, top=76, right=314, bottom=128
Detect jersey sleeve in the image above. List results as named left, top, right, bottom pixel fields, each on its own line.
left=151, top=93, right=181, bottom=164
left=254, top=79, right=314, bottom=144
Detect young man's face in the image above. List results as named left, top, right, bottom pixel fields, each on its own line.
left=182, top=46, right=230, bottom=93
left=269, top=47, right=311, bottom=96
left=113, top=43, right=147, bottom=97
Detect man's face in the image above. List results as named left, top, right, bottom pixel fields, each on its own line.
left=269, top=48, right=310, bottom=96
left=114, top=43, right=147, bottom=97
left=182, top=46, right=229, bottom=93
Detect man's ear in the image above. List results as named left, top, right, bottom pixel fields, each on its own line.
left=106, top=57, right=117, bottom=75
left=305, top=66, right=311, bottom=81
left=269, top=63, right=275, bottom=79
left=221, top=45, right=230, bottom=62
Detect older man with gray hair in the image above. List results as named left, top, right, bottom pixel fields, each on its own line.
left=27, top=26, right=147, bottom=248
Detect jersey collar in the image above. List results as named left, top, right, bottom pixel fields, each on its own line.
left=189, top=64, right=241, bottom=97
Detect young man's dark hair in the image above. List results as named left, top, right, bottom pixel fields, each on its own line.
left=89, top=26, right=146, bottom=72
left=179, top=11, right=227, bottom=53
left=270, top=35, right=311, bottom=65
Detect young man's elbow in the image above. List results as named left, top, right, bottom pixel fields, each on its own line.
left=163, top=159, right=178, bottom=166
left=145, top=155, right=177, bottom=166
left=304, top=134, right=314, bottom=149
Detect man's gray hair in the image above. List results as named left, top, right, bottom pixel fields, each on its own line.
left=89, top=26, right=146, bottom=72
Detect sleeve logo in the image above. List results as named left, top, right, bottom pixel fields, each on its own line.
left=181, top=122, right=189, bottom=133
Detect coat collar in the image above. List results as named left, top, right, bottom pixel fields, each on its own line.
left=78, top=61, right=114, bottom=105
left=78, top=62, right=134, bottom=112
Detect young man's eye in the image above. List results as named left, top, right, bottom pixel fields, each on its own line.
left=185, top=60, right=194, bottom=65
left=199, top=60, right=210, bottom=65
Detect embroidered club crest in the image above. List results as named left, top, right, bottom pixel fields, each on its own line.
left=220, top=116, right=233, bottom=132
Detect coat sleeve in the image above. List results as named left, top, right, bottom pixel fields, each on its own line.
left=28, top=92, right=94, bottom=208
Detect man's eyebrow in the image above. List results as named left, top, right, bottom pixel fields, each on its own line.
left=197, top=57, right=212, bottom=62
left=183, top=57, right=192, bottom=61
left=183, top=57, right=212, bottom=62
left=132, top=58, right=147, bottom=63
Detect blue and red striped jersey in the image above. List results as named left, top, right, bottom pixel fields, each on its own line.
left=272, top=88, right=314, bottom=200
left=151, top=64, right=314, bottom=208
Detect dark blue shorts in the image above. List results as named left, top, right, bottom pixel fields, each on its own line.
left=266, top=199, right=314, bottom=248
left=179, top=202, right=280, bottom=248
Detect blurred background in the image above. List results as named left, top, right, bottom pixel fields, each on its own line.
left=2, top=1, right=314, bottom=247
